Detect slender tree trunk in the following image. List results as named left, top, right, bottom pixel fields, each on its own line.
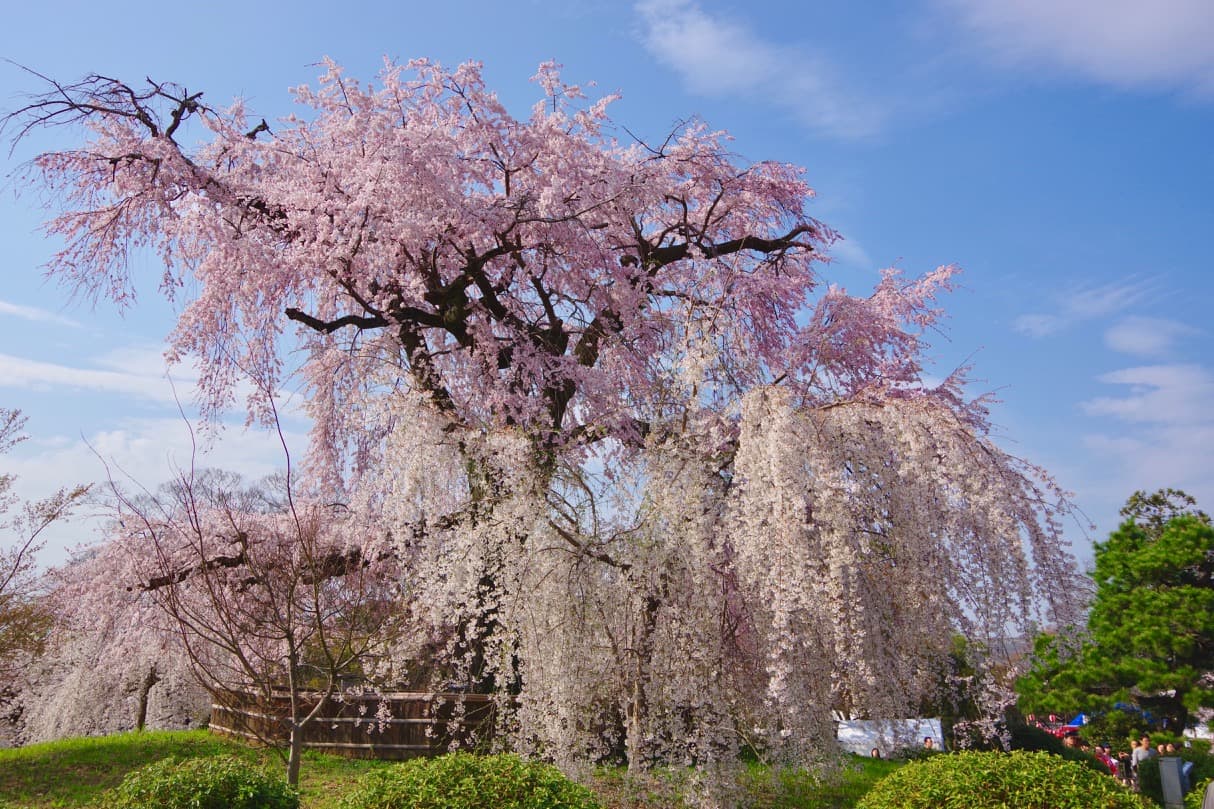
left=286, top=648, right=303, bottom=787
left=287, top=724, right=303, bottom=787
left=625, top=673, right=646, bottom=773
left=134, top=665, right=160, bottom=732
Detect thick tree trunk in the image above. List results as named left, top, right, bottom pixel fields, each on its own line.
left=625, top=590, right=662, bottom=773
left=453, top=453, right=534, bottom=696
left=1136, top=692, right=1189, bottom=736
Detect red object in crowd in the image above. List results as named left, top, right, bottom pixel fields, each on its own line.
left=1094, top=751, right=1118, bottom=775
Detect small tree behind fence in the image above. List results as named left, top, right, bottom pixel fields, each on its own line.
left=209, top=689, right=496, bottom=759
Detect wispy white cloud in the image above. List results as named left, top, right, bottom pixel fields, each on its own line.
left=0, top=350, right=190, bottom=404
left=0, top=346, right=308, bottom=424
left=633, top=0, right=884, bottom=139
left=0, top=299, right=82, bottom=328
left=6, top=417, right=307, bottom=565
left=1012, top=313, right=1064, bottom=339
left=828, top=236, right=873, bottom=271
left=1082, top=364, right=1214, bottom=425
left=1104, top=315, right=1201, bottom=357
left=1014, top=276, right=1158, bottom=338
left=1079, top=362, right=1214, bottom=528
left=937, top=0, right=1214, bottom=95
left=1062, top=277, right=1157, bottom=319
left=0, top=346, right=311, bottom=561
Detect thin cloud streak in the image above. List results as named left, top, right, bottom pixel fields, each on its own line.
left=0, top=348, right=310, bottom=427
left=828, top=236, right=874, bottom=272
left=1014, top=276, right=1159, bottom=338
left=0, top=352, right=188, bottom=403
left=1080, top=362, right=1214, bottom=534
left=0, top=299, right=82, bottom=328
left=1012, top=313, right=1063, bottom=339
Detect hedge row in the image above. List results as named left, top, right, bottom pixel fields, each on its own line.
left=104, top=752, right=598, bottom=809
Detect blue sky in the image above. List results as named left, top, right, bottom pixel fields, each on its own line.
left=1, top=0, right=1211, bottom=567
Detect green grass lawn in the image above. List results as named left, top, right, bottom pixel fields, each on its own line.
left=0, top=731, right=395, bottom=809
left=0, top=731, right=901, bottom=808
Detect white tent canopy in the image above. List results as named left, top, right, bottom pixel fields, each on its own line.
left=836, top=718, right=945, bottom=756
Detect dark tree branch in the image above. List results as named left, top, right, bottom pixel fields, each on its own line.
left=548, top=520, right=631, bottom=571
left=397, top=322, right=459, bottom=419
left=649, top=224, right=815, bottom=267
left=1, top=66, right=213, bottom=151
left=284, top=307, right=388, bottom=334
left=138, top=533, right=249, bottom=592
left=138, top=537, right=396, bottom=593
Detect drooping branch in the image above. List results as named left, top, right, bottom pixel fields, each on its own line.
left=1, top=67, right=208, bottom=149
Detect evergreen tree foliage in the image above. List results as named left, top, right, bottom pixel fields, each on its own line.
left=1019, top=489, right=1214, bottom=734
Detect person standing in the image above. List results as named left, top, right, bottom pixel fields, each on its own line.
left=1094, top=745, right=1117, bottom=776
left=1131, top=739, right=1150, bottom=789
left=1118, top=750, right=1132, bottom=786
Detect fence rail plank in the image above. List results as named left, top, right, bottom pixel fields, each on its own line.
left=209, top=690, right=496, bottom=760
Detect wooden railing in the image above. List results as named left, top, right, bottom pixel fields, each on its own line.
left=209, top=689, right=496, bottom=759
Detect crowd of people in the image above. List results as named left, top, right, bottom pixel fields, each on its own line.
left=864, top=727, right=1189, bottom=795
left=1061, top=732, right=1189, bottom=791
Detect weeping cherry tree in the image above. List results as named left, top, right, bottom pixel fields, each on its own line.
left=3, top=59, right=1080, bottom=779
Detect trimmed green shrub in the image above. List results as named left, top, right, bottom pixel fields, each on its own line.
left=1186, top=777, right=1213, bottom=809
left=1140, top=750, right=1214, bottom=807
left=338, top=752, right=600, bottom=809
left=856, top=750, right=1150, bottom=809
left=103, top=755, right=298, bottom=809
left=1190, top=751, right=1214, bottom=791
left=1139, top=755, right=1162, bottom=802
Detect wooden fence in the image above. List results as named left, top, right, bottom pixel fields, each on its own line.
left=209, top=689, right=496, bottom=759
